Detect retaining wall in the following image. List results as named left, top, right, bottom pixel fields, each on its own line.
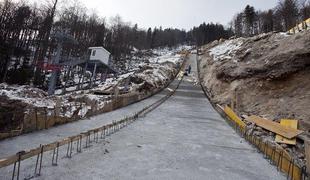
left=0, top=54, right=188, bottom=140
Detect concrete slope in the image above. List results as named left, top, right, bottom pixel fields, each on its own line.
left=0, top=86, right=175, bottom=158
left=0, top=54, right=285, bottom=180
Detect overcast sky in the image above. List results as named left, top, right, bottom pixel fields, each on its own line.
left=27, top=0, right=278, bottom=30
left=78, top=0, right=278, bottom=30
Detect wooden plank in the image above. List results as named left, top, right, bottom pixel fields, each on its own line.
left=42, top=143, right=58, bottom=152
left=59, top=138, right=71, bottom=146
left=0, top=155, right=18, bottom=168
left=224, top=106, right=246, bottom=129
left=20, top=148, right=41, bottom=161
left=246, top=115, right=303, bottom=139
left=0, top=115, right=134, bottom=168
left=275, top=119, right=298, bottom=145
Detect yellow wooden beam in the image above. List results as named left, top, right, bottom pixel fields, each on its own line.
left=275, top=119, right=298, bottom=145
left=246, top=115, right=303, bottom=139
left=223, top=106, right=246, bottom=129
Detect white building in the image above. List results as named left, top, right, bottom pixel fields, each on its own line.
left=89, top=47, right=111, bottom=65
left=87, top=47, right=116, bottom=87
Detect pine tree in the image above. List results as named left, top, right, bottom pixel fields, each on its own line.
left=146, top=28, right=152, bottom=49
left=244, top=5, right=256, bottom=36
left=234, top=13, right=244, bottom=37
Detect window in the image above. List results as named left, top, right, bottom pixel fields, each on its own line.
left=92, top=50, right=96, bottom=56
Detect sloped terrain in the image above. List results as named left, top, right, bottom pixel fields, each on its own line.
left=199, top=31, right=310, bottom=131
left=199, top=31, right=310, bottom=163
left=0, top=47, right=188, bottom=135
left=0, top=54, right=285, bottom=180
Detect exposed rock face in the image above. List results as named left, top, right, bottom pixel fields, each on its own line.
left=199, top=31, right=310, bottom=131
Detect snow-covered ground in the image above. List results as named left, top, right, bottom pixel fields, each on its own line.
left=0, top=46, right=189, bottom=135
left=209, top=39, right=244, bottom=62
left=0, top=84, right=55, bottom=108
left=0, top=54, right=285, bottom=180
left=207, top=32, right=291, bottom=63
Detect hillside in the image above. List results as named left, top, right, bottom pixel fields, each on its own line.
left=199, top=31, right=310, bottom=130
left=0, top=47, right=188, bottom=136
left=198, top=31, right=310, bottom=162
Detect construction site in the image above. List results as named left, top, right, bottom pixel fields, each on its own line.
left=0, top=0, right=310, bottom=179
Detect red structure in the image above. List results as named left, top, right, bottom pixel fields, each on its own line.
left=37, top=62, right=63, bottom=71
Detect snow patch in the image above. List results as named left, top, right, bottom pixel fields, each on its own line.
left=0, top=84, right=55, bottom=108
left=209, top=39, right=243, bottom=61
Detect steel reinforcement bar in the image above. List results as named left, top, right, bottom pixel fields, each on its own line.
left=0, top=65, right=185, bottom=180
left=196, top=50, right=308, bottom=180
left=1, top=77, right=184, bottom=180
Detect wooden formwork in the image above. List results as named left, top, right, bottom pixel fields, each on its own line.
left=197, top=56, right=307, bottom=180
left=0, top=56, right=187, bottom=179
left=0, top=86, right=166, bottom=141
left=220, top=106, right=306, bottom=180
left=0, top=69, right=185, bottom=180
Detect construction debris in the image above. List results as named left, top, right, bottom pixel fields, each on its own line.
left=219, top=105, right=305, bottom=179
left=275, top=119, right=299, bottom=145
left=199, top=31, right=310, bottom=131
left=198, top=30, right=310, bottom=170
left=246, top=115, right=303, bottom=139
left=0, top=46, right=189, bottom=139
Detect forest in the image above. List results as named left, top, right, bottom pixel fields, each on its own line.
left=0, top=0, right=309, bottom=87
left=232, top=0, right=310, bottom=37
left=0, top=0, right=191, bottom=86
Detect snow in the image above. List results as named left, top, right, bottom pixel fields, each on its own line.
left=0, top=84, right=55, bottom=108
left=207, top=32, right=297, bottom=64
left=119, top=71, right=135, bottom=79
left=78, top=105, right=90, bottom=117
left=0, top=55, right=285, bottom=180
left=63, top=104, right=76, bottom=118
left=0, top=46, right=187, bottom=124
left=148, top=45, right=192, bottom=64
left=85, top=94, right=101, bottom=101
left=153, top=69, right=167, bottom=82
left=149, top=53, right=182, bottom=64
left=209, top=39, right=243, bottom=61
left=279, top=32, right=291, bottom=37
left=132, top=47, right=138, bottom=52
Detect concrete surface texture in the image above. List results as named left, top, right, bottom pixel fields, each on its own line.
left=0, top=54, right=285, bottom=180
left=0, top=90, right=172, bottom=158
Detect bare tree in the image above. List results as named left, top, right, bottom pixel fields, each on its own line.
left=300, top=0, right=310, bottom=20
left=258, top=9, right=274, bottom=33
left=277, top=0, right=299, bottom=30
left=0, top=0, right=191, bottom=85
